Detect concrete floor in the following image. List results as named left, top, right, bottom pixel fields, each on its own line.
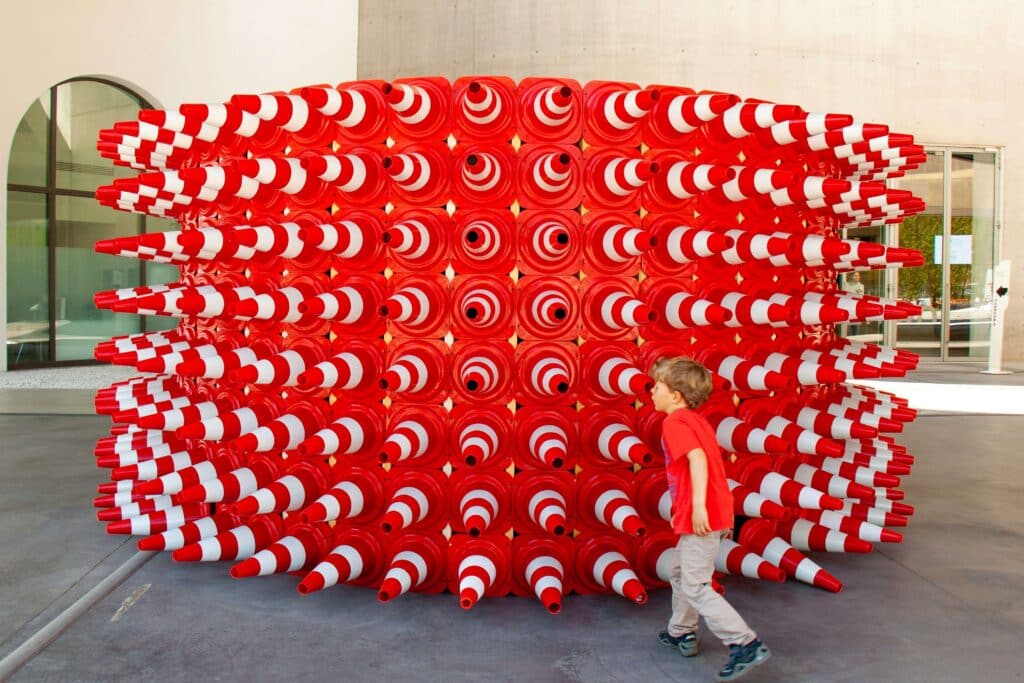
left=1, top=412, right=1022, bottom=682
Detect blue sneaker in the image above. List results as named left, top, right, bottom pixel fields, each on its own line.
left=656, top=630, right=699, bottom=657
left=716, top=639, right=771, bottom=681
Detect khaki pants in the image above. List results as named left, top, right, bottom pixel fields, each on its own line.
left=668, top=530, right=756, bottom=646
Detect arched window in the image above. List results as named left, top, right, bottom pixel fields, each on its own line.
left=6, top=78, right=179, bottom=368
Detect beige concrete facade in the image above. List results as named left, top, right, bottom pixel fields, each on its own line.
left=358, top=0, right=1024, bottom=359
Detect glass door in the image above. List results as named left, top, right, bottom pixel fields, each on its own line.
left=884, top=149, right=999, bottom=360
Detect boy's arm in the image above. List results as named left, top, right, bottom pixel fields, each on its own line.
left=687, top=447, right=711, bottom=536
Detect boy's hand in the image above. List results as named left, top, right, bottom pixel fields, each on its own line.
left=692, top=506, right=711, bottom=536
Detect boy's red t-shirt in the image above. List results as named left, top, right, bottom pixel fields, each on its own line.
left=661, top=408, right=734, bottom=535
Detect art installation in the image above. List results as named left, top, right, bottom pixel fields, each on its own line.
left=90, top=76, right=925, bottom=611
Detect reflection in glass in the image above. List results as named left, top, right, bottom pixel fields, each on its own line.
left=6, top=192, right=50, bottom=367
left=55, top=81, right=141, bottom=193
left=8, top=96, right=50, bottom=187
left=142, top=216, right=183, bottom=333
left=838, top=226, right=884, bottom=343
left=890, top=152, right=944, bottom=357
left=54, top=196, right=142, bottom=361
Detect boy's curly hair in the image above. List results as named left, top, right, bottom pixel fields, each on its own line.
left=649, top=356, right=713, bottom=408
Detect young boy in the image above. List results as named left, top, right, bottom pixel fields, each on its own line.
left=650, top=357, right=771, bottom=682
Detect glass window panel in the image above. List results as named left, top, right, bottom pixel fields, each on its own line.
left=890, top=152, right=944, bottom=357
left=54, top=195, right=142, bottom=361
left=54, top=81, right=142, bottom=193
left=8, top=95, right=50, bottom=187
left=6, top=191, right=50, bottom=367
left=838, top=226, right=885, bottom=343
left=142, top=216, right=183, bottom=333
left=947, top=152, right=997, bottom=358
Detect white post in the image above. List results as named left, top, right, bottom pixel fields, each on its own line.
left=982, top=259, right=1012, bottom=375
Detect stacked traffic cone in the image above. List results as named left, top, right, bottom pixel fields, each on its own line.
left=512, top=535, right=573, bottom=614
left=515, top=407, right=575, bottom=469
left=576, top=471, right=646, bottom=536
left=448, top=535, right=512, bottom=610
left=451, top=406, right=512, bottom=468
left=575, top=535, right=648, bottom=604
left=512, top=471, right=574, bottom=535
left=297, top=527, right=385, bottom=594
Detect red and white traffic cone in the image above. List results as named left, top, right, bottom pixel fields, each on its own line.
left=644, top=156, right=734, bottom=211
left=452, top=406, right=511, bottom=468
left=581, top=213, right=652, bottom=274
left=105, top=503, right=208, bottom=535
left=516, top=210, right=580, bottom=275
left=582, top=150, right=657, bottom=210
left=738, top=519, right=842, bottom=592
left=451, top=341, right=514, bottom=404
left=297, top=405, right=384, bottom=459
left=715, top=538, right=787, bottom=582
left=780, top=404, right=879, bottom=440
left=728, top=479, right=787, bottom=520
left=296, top=341, right=382, bottom=392
left=699, top=290, right=790, bottom=328
left=634, top=531, right=676, bottom=588
left=384, top=143, right=450, bottom=206
left=714, top=229, right=791, bottom=266
left=453, top=77, right=515, bottom=141
left=576, top=471, right=646, bottom=536
left=634, top=468, right=672, bottom=529
left=300, top=81, right=387, bottom=143
left=645, top=283, right=732, bottom=331
left=228, top=402, right=327, bottom=453
left=772, top=518, right=873, bottom=554
left=173, top=454, right=283, bottom=504
left=644, top=218, right=734, bottom=269
left=229, top=522, right=332, bottom=578
left=172, top=513, right=286, bottom=563
left=297, top=527, right=385, bottom=594
left=798, top=509, right=903, bottom=544
left=299, top=465, right=385, bottom=524
left=575, top=535, right=648, bottom=604
left=703, top=410, right=788, bottom=454
left=449, top=535, right=512, bottom=610
left=451, top=275, right=514, bottom=340
left=580, top=278, right=652, bottom=338
left=136, top=509, right=243, bottom=552
left=747, top=348, right=847, bottom=386
left=754, top=111, right=854, bottom=147
left=382, top=77, right=451, bottom=142
left=517, top=78, right=583, bottom=144
left=512, top=471, right=574, bottom=535
left=581, top=408, right=654, bottom=467
left=384, top=208, right=449, bottom=271
left=580, top=344, right=651, bottom=402
left=381, top=275, right=448, bottom=337
left=453, top=145, right=515, bottom=208
left=737, top=407, right=845, bottom=458
left=515, top=341, right=577, bottom=403
left=452, top=471, right=510, bottom=537
left=515, top=407, right=575, bottom=469
left=701, top=100, right=803, bottom=144
left=773, top=459, right=877, bottom=501
left=512, top=535, right=573, bottom=614
left=379, top=341, right=448, bottom=401
left=126, top=451, right=244, bottom=496
left=297, top=213, right=384, bottom=266
left=174, top=396, right=282, bottom=442
left=300, top=150, right=387, bottom=207
left=731, top=458, right=844, bottom=511
left=380, top=470, right=447, bottom=534
left=517, top=145, right=582, bottom=209
left=697, top=349, right=790, bottom=393
left=299, top=274, right=385, bottom=325
left=97, top=494, right=177, bottom=521
left=377, top=533, right=448, bottom=602
left=645, top=90, right=739, bottom=147
left=710, top=166, right=795, bottom=205
left=228, top=343, right=325, bottom=386
left=379, top=405, right=446, bottom=466
left=583, top=83, right=660, bottom=146
left=232, top=461, right=331, bottom=517
left=516, top=276, right=579, bottom=340
left=106, top=447, right=213, bottom=483
left=452, top=209, right=515, bottom=274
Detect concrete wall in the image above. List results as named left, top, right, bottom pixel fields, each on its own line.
left=0, top=0, right=360, bottom=371
left=358, top=0, right=1024, bottom=359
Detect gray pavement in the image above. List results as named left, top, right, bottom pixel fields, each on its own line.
left=1, top=413, right=1022, bottom=682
